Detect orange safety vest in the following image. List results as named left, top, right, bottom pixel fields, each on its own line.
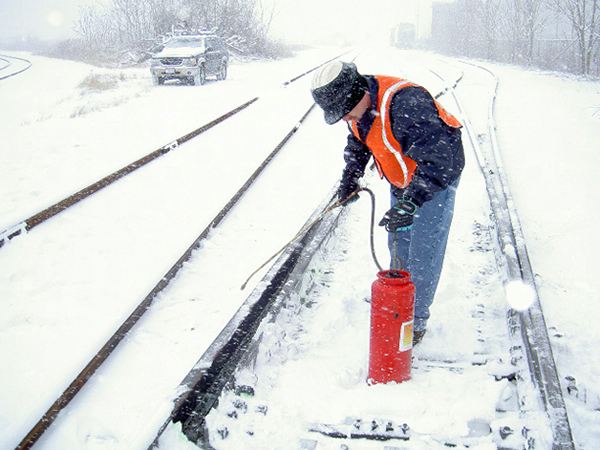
left=350, top=76, right=462, bottom=189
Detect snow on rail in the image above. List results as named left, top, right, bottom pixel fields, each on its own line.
left=451, top=60, right=575, bottom=450
left=149, top=186, right=343, bottom=447
left=13, top=98, right=320, bottom=450
left=0, top=97, right=259, bottom=249
left=0, top=52, right=353, bottom=250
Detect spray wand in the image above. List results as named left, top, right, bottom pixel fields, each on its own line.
left=240, top=187, right=384, bottom=290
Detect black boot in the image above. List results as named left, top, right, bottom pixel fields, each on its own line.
left=413, top=329, right=426, bottom=345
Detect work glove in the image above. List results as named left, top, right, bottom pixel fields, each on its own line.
left=337, top=176, right=360, bottom=206
left=379, top=198, right=418, bottom=232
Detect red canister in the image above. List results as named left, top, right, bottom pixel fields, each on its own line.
left=368, top=270, right=415, bottom=384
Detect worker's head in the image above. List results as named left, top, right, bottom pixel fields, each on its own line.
left=311, top=61, right=368, bottom=125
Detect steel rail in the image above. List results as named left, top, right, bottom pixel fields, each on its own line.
left=282, top=50, right=352, bottom=86
left=449, top=60, right=575, bottom=450
left=0, top=97, right=258, bottom=248
left=14, top=101, right=317, bottom=450
left=148, top=185, right=343, bottom=448
left=478, top=62, right=575, bottom=450
left=12, top=52, right=349, bottom=449
left=0, top=54, right=32, bottom=80
left=0, top=56, right=11, bottom=71
left=0, top=52, right=348, bottom=249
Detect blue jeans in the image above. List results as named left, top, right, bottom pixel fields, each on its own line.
left=388, top=180, right=459, bottom=332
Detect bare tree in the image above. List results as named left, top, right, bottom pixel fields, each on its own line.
left=74, top=5, right=112, bottom=48
left=501, top=0, right=549, bottom=65
left=551, top=0, right=599, bottom=73
left=448, top=0, right=482, bottom=57
left=477, top=0, right=504, bottom=59
left=72, top=0, right=282, bottom=60
left=429, top=0, right=600, bottom=75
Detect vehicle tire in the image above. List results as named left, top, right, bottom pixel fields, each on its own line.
left=152, top=75, right=164, bottom=85
left=217, top=60, right=228, bottom=81
left=193, top=65, right=206, bottom=86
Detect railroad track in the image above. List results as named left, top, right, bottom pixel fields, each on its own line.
left=451, top=59, right=574, bottom=450
left=0, top=51, right=347, bottom=248
left=0, top=54, right=32, bottom=81
left=2, top=51, right=575, bottom=450
left=6, top=51, right=351, bottom=450
left=452, top=60, right=575, bottom=450
left=0, top=56, right=10, bottom=71
left=147, top=58, right=576, bottom=449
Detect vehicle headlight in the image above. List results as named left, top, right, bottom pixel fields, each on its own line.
left=150, top=59, right=161, bottom=67
left=183, top=58, right=196, bottom=66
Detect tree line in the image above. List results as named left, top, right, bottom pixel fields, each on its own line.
left=429, top=0, right=599, bottom=76
left=55, top=0, right=288, bottom=64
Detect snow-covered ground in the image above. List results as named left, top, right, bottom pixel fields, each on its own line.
left=0, top=45, right=599, bottom=450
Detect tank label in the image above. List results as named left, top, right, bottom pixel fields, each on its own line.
left=399, top=320, right=414, bottom=352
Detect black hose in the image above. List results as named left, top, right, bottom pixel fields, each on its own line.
left=356, top=187, right=384, bottom=272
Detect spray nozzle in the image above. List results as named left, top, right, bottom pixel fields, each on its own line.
left=385, top=269, right=405, bottom=278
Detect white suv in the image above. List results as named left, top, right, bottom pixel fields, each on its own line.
left=150, top=35, right=229, bottom=86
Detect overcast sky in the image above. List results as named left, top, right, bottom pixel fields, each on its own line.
left=0, top=0, right=436, bottom=44
left=0, top=0, right=101, bottom=41
left=267, top=0, right=430, bottom=44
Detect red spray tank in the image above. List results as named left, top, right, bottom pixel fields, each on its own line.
left=368, top=269, right=415, bottom=384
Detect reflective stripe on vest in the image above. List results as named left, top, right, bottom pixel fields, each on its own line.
left=381, top=80, right=413, bottom=187
left=351, top=76, right=461, bottom=188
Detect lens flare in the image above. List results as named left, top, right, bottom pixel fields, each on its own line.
left=505, top=280, right=535, bottom=311
left=46, top=11, right=64, bottom=29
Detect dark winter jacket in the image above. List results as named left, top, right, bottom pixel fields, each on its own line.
left=341, top=75, right=465, bottom=206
